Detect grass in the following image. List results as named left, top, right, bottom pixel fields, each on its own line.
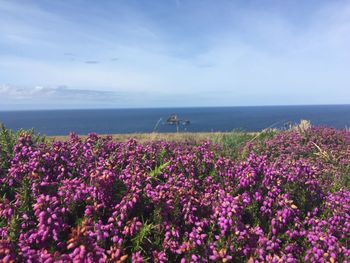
left=48, top=132, right=252, bottom=144
left=2, top=120, right=308, bottom=162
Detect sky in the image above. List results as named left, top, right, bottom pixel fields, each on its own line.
left=0, top=0, right=350, bottom=110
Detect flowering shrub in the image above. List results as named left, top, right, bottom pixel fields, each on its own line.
left=0, top=128, right=349, bottom=262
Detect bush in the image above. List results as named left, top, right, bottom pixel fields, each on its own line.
left=0, top=128, right=349, bottom=262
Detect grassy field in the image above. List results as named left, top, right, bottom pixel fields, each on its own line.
left=49, top=132, right=244, bottom=143
left=47, top=120, right=311, bottom=144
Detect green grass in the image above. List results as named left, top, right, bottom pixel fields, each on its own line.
left=212, top=129, right=279, bottom=159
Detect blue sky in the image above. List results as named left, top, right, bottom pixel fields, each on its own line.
left=0, top=0, right=350, bottom=110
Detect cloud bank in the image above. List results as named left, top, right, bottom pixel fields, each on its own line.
left=0, top=85, right=118, bottom=100
left=0, top=85, right=122, bottom=109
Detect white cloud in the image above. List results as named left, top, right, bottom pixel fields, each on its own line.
left=0, top=85, right=120, bottom=101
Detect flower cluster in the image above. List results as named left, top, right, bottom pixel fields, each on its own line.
left=0, top=128, right=349, bottom=262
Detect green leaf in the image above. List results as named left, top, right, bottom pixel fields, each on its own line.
left=149, top=161, right=171, bottom=178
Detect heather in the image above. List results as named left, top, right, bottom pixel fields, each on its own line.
left=0, top=126, right=349, bottom=262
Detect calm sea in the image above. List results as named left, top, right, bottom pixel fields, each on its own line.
left=0, top=105, right=349, bottom=136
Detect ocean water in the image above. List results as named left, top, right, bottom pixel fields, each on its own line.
left=0, top=105, right=349, bottom=136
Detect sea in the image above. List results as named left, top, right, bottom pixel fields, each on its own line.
left=0, top=105, right=349, bottom=136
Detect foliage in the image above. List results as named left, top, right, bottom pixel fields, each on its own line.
left=0, top=123, right=44, bottom=172
left=0, top=127, right=349, bottom=262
